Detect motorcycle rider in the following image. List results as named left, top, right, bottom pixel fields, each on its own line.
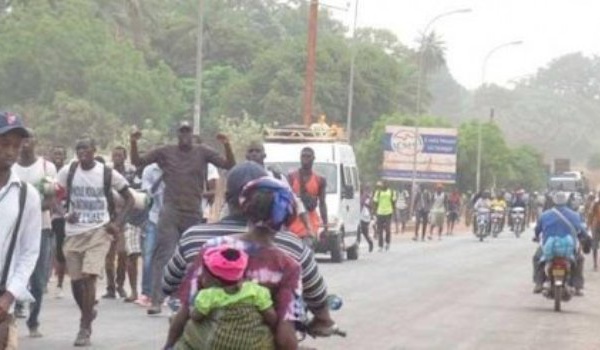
left=532, top=191, right=591, bottom=296
left=490, top=193, right=507, bottom=232
left=473, top=190, right=492, bottom=234
left=509, top=189, right=527, bottom=231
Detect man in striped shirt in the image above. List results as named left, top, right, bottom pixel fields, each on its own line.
left=162, top=161, right=335, bottom=333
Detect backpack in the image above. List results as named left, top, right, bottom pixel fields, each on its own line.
left=289, top=171, right=320, bottom=211
left=126, top=174, right=162, bottom=227
left=66, top=161, right=115, bottom=221
left=0, top=182, right=27, bottom=295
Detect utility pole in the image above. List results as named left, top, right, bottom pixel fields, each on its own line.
left=345, top=0, right=359, bottom=140
left=193, top=0, right=204, bottom=135
left=302, top=0, right=319, bottom=127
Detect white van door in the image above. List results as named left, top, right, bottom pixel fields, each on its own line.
left=341, top=165, right=360, bottom=235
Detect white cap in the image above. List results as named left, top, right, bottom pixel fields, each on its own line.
left=553, top=191, right=568, bottom=205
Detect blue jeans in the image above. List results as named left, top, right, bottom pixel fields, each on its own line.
left=142, top=221, right=158, bottom=297
left=27, top=229, right=53, bottom=330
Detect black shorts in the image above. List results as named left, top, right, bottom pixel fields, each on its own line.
left=51, top=218, right=66, bottom=263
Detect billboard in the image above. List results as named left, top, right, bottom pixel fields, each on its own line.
left=381, top=126, right=458, bottom=183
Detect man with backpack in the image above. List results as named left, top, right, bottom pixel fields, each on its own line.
left=0, top=112, right=41, bottom=349
left=57, top=137, right=134, bottom=346
left=12, top=129, right=57, bottom=338
left=372, top=180, right=397, bottom=251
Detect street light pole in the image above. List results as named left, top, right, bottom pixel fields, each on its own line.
left=409, top=8, right=471, bottom=210
left=475, top=40, right=523, bottom=192
left=302, top=0, right=319, bottom=126
left=193, top=0, right=204, bottom=135
left=346, top=0, right=359, bottom=140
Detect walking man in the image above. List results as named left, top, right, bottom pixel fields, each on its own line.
left=57, top=137, right=134, bottom=346
left=373, top=180, right=397, bottom=251
left=50, top=146, right=68, bottom=299
left=130, top=122, right=235, bottom=315
left=395, top=185, right=410, bottom=234
left=428, top=184, right=448, bottom=240
left=0, top=112, right=41, bottom=349
left=12, top=130, right=57, bottom=338
left=413, top=185, right=433, bottom=241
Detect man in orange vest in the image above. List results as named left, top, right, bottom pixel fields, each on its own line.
left=288, top=147, right=328, bottom=243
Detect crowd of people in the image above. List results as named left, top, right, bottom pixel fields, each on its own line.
left=0, top=112, right=342, bottom=349
left=2, top=109, right=599, bottom=348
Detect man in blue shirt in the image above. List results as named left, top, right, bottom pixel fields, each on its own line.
left=532, top=191, right=590, bottom=295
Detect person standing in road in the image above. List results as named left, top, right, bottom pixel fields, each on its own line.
left=11, top=130, right=57, bottom=338
left=447, top=189, right=461, bottom=235
left=49, top=146, right=68, bottom=299
left=372, top=180, right=397, bottom=251
left=102, top=146, right=133, bottom=300
left=0, top=113, right=41, bottom=349
left=57, top=137, right=134, bottom=346
left=413, top=185, right=433, bottom=241
left=135, top=161, right=164, bottom=308
left=395, top=185, right=410, bottom=234
left=287, top=147, right=328, bottom=245
left=130, top=121, right=235, bottom=315
left=358, top=186, right=374, bottom=252
left=428, top=184, right=448, bottom=240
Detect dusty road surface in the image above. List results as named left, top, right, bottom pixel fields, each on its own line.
left=19, top=229, right=600, bottom=350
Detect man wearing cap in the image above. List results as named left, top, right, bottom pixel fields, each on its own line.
left=130, top=121, right=235, bottom=315
left=163, top=161, right=336, bottom=336
left=532, top=191, right=591, bottom=296
left=0, top=112, right=42, bottom=348
left=11, top=129, right=57, bottom=338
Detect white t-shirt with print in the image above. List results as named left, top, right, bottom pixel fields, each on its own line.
left=57, top=162, right=129, bottom=236
left=12, top=157, right=57, bottom=230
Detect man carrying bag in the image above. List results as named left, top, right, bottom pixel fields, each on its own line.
left=0, top=112, right=42, bottom=349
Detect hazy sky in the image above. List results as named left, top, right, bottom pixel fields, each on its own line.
left=330, top=0, right=600, bottom=90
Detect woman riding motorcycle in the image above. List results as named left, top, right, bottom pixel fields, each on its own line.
left=165, top=177, right=303, bottom=350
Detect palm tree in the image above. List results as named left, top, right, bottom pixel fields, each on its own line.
left=417, top=31, right=446, bottom=74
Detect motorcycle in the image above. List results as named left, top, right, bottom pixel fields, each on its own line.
left=542, top=257, right=572, bottom=312
left=510, top=207, right=526, bottom=238
left=298, top=295, right=347, bottom=342
left=475, top=208, right=491, bottom=242
left=490, top=207, right=504, bottom=237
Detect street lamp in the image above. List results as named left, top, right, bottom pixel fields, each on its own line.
left=409, top=8, right=471, bottom=209
left=475, top=40, right=523, bottom=192
left=346, top=0, right=359, bottom=140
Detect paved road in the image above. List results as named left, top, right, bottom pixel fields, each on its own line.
left=19, top=229, right=600, bottom=350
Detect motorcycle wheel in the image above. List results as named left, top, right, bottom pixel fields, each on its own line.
left=554, top=285, right=562, bottom=312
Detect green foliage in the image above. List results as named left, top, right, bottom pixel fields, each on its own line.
left=0, top=0, right=183, bottom=138
left=216, top=115, right=265, bottom=160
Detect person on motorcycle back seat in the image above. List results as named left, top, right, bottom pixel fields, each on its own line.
left=491, top=194, right=507, bottom=230
left=532, top=191, right=592, bottom=296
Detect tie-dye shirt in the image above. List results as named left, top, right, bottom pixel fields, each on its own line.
left=180, top=236, right=304, bottom=322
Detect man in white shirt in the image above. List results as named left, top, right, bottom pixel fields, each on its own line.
left=57, top=137, right=134, bottom=346
left=11, top=130, right=56, bottom=338
left=0, top=112, right=41, bottom=348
